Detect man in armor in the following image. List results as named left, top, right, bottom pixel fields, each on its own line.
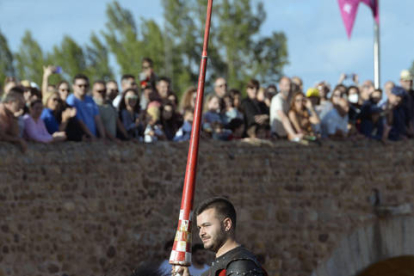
left=174, top=197, right=266, bottom=276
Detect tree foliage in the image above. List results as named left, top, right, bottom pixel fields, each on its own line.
left=0, top=29, right=15, bottom=89
left=102, top=1, right=143, bottom=77
left=7, top=0, right=288, bottom=96
left=14, top=30, right=45, bottom=87
left=86, top=32, right=114, bottom=81
left=51, top=35, right=88, bottom=81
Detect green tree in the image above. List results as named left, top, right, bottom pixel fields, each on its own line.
left=50, top=35, right=88, bottom=81
left=162, top=0, right=288, bottom=92
left=162, top=0, right=199, bottom=95
left=214, top=0, right=288, bottom=90
left=140, top=19, right=166, bottom=76
left=0, top=29, right=15, bottom=89
left=102, top=1, right=143, bottom=76
left=86, top=32, right=114, bottom=81
left=15, top=30, right=45, bottom=87
left=251, top=32, right=288, bottom=85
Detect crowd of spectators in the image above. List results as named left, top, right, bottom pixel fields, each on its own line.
left=1, top=57, right=413, bottom=152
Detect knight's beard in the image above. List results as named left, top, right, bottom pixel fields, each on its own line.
left=204, top=226, right=227, bottom=253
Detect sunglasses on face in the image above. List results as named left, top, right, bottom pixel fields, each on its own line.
left=109, top=89, right=119, bottom=93
left=126, top=95, right=138, bottom=100
left=95, top=90, right=106, bottom=94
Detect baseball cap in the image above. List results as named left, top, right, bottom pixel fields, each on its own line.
left=21, top=80, right=31, bottom=88
left=391, top=86, right=406, bottom=97
left=306, top=88, right=320, bottom=98
left=400, top=70, right=413, bottom=81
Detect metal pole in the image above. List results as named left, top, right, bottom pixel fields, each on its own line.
left=169, top=0, right=214, bottom=267
left=373, top=1, right=380, bottom=89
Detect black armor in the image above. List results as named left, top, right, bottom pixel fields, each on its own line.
left=201, top=246, right=266, bottom=276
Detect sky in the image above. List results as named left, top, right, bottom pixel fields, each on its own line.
left=0, top=0, right=413, bottom=91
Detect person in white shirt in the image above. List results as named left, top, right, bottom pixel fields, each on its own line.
left=321, top=98, right=350, bottom=139
left=270, top=76, right=303, bottom=140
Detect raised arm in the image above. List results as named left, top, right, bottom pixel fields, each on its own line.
left=42, top=65, right=55, bottom=96
left=305, top=99, right=321, bottom=125
left=278, top=109, right=302, bottom=140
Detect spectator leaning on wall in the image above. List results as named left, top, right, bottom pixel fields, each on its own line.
left=0, top=88, right=27, bottom=152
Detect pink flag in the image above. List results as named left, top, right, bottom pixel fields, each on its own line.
left=338, top=0, right=361, bottom=39
left=361, top=0, right=379, bottom=24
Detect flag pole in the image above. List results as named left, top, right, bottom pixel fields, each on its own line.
left=373, top=1, right=380, bottom=89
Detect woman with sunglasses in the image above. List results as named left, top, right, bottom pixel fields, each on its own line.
left=41, top=66, right=84, bottom=141
left=288, top=92, right=320, bottom=138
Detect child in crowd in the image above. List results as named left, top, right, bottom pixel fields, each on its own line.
left=222, top=94, right=243, bottom=125
left=174, top=108, right=194, bottom=142
left=203, top=94, right=232, bottom=140
left=202, top=94, right=225, bottom=134
left=144, top=106, right=165, bottom=143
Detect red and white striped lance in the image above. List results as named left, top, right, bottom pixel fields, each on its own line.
left=169, top=0, right=214, bottom=267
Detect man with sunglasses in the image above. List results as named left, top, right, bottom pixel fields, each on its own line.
left=106, top=80, right=120, bottom=103
left=66, top=74, right=106, bottom=141
left=92, top=80, right=129, bottom=141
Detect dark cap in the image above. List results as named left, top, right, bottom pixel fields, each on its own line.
left=391, top=86, right=406, bottom=97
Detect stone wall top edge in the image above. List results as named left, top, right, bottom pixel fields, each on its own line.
left=0, top=139, right=409, bottom=155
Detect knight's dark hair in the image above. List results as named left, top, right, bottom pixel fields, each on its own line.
left=196, top=197, right=237, bottom=229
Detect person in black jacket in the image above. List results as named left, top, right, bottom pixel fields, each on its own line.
left=240, top=79, right=269, bottom=138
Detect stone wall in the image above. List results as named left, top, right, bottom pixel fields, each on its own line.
left=0, top=140, right=413, bottom=276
